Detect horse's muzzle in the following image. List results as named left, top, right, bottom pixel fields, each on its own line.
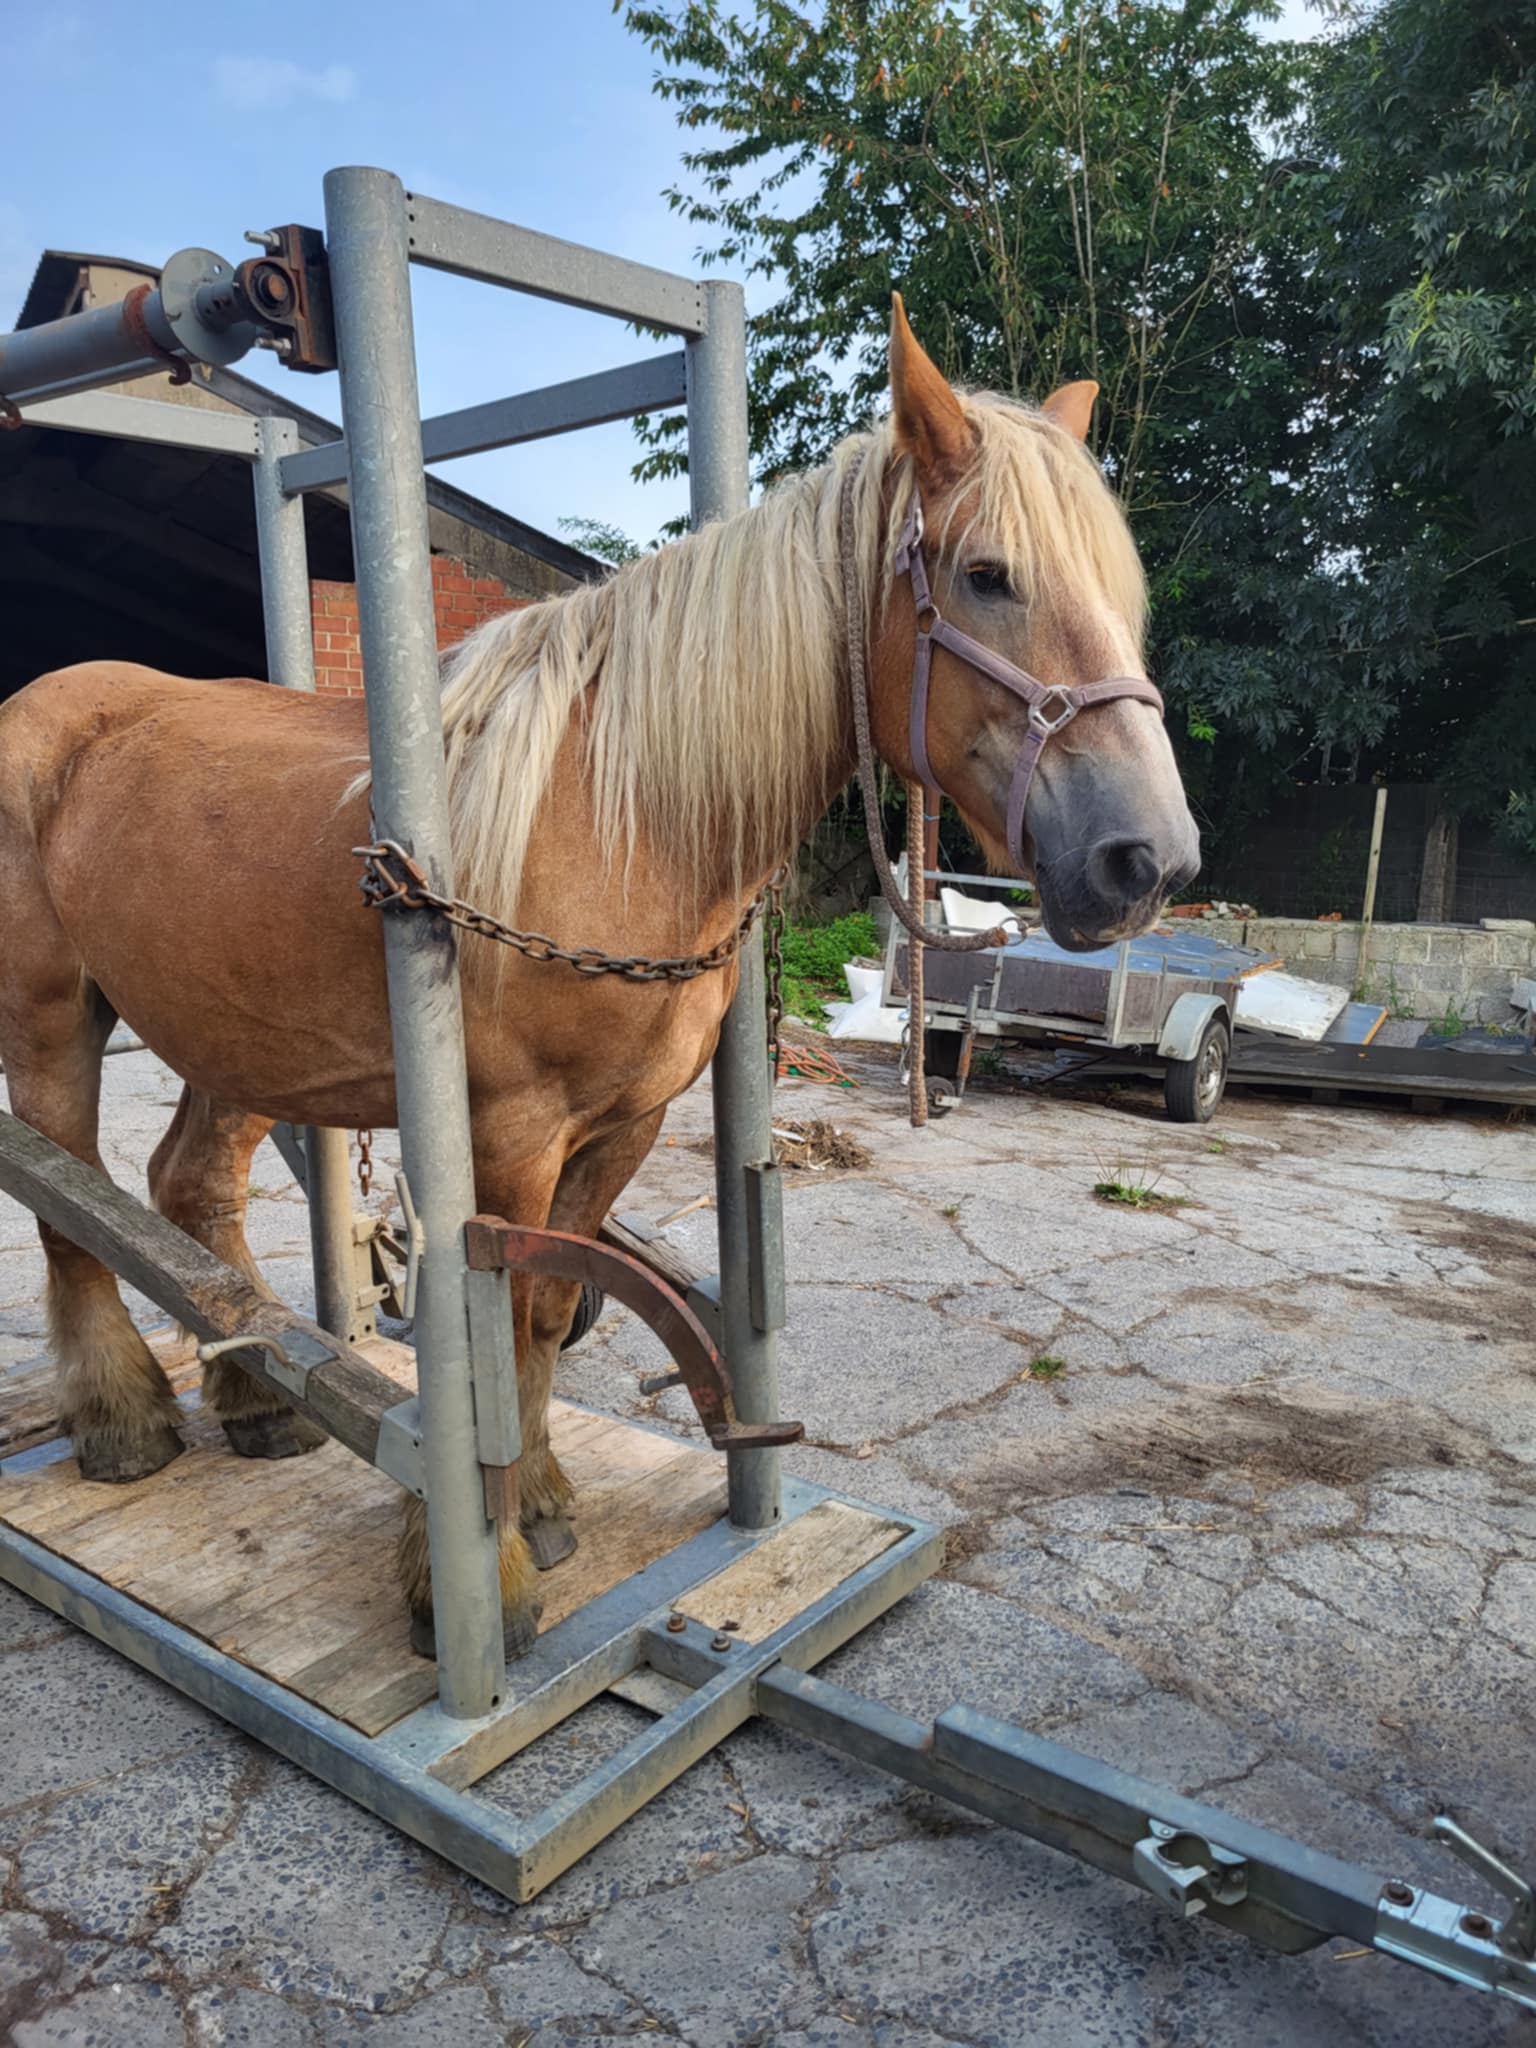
left=1037, top=835, right=1199, bottom=952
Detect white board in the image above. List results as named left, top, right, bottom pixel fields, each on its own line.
left=1235, top=971, right=1350, bottom=1043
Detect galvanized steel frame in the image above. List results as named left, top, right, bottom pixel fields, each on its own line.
left=2, top=168, right=1532, bottom=2016
left=0, top=1476, right=941, bottom=1903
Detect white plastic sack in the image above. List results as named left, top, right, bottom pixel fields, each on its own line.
left=940, top=886, right=1024, bottom=937
left=823, top=959, right=908, bottom=1044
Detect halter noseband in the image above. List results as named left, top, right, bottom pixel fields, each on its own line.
left=893, top=497, right=1165, bottom=872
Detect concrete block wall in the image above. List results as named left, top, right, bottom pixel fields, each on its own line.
left=1197, top=917, right=1536, bottom=1025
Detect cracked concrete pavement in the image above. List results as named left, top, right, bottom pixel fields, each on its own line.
left=2, top=1045, right=1534, bottom=2045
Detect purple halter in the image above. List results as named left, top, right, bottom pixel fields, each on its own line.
left=892, top=497, right=1165, bottom=873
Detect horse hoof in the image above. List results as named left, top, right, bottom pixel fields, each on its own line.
left=76, top=1422, right=184, bottom=1483
left=222, top=1411, right=329, bottom=1460
left=408, top=1598, right=544, bottom=1663
left=524, top=1511, right=578, bottom=1572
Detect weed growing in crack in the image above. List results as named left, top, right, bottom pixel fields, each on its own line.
left=1025, top=1354, right=1067, bottom=1381
left=941, top=1202, right=962, bottom=1219
left=1092, top=1158, right=1192, bottom=1211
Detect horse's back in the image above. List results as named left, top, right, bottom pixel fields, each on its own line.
left=1, top=660, right=370, bottom=853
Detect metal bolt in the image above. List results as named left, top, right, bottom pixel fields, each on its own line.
left=1461, top=1912, right=1494, bottom=1939
left=665, top=1612, right=686, bottom=1634
left=710, top=1633, right=732, bottom=1652
left=1384, top=1881, right=1415, bottom=1907
left=245, top=229, right=282, bottom=251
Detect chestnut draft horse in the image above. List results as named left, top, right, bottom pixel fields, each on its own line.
left=0, top=304, right=1199, bottom=1656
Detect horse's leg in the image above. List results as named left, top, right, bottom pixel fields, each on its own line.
left=519, top=1108, right=669, bottom=1570
left=3, top=979, right=184, bottom=1480
left=148, top=1088, right=327, bottom=1459
left=395, top=1139, right=569, bottom=1661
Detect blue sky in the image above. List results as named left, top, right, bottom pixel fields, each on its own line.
left=4, top=2, right=1321, bottom=551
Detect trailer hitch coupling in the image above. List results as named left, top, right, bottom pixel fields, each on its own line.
left=1375, top=1816, right=1536, bottom=2011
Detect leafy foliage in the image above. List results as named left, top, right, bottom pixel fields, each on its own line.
left=557, top=515, right=645, bottom=565
left=615, top=0, right=1536, bottom=858
left=779, top=909, right=881, bottom=1022
left=1293, top=0, right=1536, bottom=849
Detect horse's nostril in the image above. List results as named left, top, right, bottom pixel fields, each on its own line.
left=1086, top=836, right=1162, bottom=905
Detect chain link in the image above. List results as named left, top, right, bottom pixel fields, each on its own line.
left=356, top=1128, right=374, bottom=1202
left=355, top=840, right=781, bottom=986
left=764, top=878, right=786, bottom=1086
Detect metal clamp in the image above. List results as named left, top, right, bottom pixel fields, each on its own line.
left=1133, top=1818, right=1249, bottom=1919
left=1435, top=1816, right=1536, bottom=1956
left=394, top=1171, right=425, bottom=1320
left=197, top=1331, right=316, bottom=1404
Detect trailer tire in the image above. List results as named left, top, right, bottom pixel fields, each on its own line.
left=1164, top=1018, right=1229, bottom=1124
left=560, top=1281, right=606, bottom=1351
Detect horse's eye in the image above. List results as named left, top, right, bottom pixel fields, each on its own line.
left=966, top=562, right=1010, bottom=598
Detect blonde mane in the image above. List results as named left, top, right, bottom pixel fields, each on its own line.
left=438, top=393, right=1145, bottom=929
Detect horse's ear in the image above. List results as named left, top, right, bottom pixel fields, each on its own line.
left=1040, top=380, right=1099, bottom=443
left=890, top=293, right=973, bottom=481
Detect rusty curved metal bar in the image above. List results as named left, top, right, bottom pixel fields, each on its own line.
left=464, top=1217, right=802, bottom=1452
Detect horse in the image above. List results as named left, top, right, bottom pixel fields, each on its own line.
left=0, top=301, right=1199, bottom=1658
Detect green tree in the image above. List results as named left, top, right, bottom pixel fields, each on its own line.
left=558, top=514, right=645, bottom=565
left=618, top=0, right=1357, bottom=861
left=1295, top=0, right=1536, bottom=849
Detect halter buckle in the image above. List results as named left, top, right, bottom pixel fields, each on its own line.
left=1029, top=688, right=1080, bottom=737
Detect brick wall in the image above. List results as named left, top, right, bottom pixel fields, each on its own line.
left=309, top=556, right=527, bottom=699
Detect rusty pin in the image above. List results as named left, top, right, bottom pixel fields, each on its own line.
left=1461, top=1912, right=1494, bottom=1938
left=1383, top=1881, right=1415, bottom=1907
left=665, top=1612, right=686, bottom=1634
left=710, top=1633, right=732, bottom=1652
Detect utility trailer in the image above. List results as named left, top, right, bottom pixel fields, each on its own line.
left=884, top=905, right=1253, bottom=1124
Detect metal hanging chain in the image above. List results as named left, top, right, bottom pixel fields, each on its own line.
left=355, top=839, right=782, bottom=985
left=356, top=1128, right=374, bottom=1201
left=764, top=876, right=787, bottom=1084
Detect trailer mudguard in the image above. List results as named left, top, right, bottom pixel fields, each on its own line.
left=1158, top=992, right=1230, bottom=1061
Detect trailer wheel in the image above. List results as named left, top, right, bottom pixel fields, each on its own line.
left=560, top=1281, right=606, bottom=1351
left=1164, top=1018, right=1229, bottom=1124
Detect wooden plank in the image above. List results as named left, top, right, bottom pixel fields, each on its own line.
left=599, top=1213, right=704, bottom=1300
left=0, top=1110, right=402, bottom=1467
left=680, top=1499, right=905, bottom=1640
left=1, top=1331, right=728, bottom=1736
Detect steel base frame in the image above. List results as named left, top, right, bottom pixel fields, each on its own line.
left=0, top=1475, right=939, bottom=1904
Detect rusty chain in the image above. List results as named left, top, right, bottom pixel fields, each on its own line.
left=764, top=877, right=787, bottom=1085
left=356, top=1128, right=374, bottom=1201
left=355, top=839, right=783, bottom=987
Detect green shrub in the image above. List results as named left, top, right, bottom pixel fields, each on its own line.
left=779, top=912, right=880, bottom=1025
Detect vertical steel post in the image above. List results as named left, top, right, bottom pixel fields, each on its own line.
left=251, top=418, right=365, bottom=1344
left=688, top=281, right=784, bottom=1530
left=323, top=166, right=510, bottom=1718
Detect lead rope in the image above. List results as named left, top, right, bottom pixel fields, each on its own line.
left=838, top=467, right=1010, bottom=1128
left=905, top=775, right=929, bottom=1126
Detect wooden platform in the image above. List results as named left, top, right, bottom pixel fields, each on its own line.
left=0, top=1333, right=732, bottom=1737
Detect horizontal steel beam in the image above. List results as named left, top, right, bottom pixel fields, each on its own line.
left=17, top=388, right=262, bottom=457
left=0, top=295, right=174, bottom=410
left=280, top=353, right=689, bottom=495
left=755, top=1667, right=1535, bottom=2011
left=403, top=190, right=708, bottom=336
